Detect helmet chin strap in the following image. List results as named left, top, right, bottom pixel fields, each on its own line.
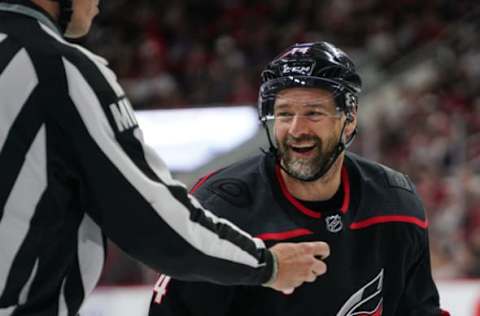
left=262, top=117, right=355, bottom=182
left=24, top=0, right=73, bottom=33
left=56, top=0, right=73, bottom=34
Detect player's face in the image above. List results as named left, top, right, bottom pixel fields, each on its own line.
left=273, top=88, right=344, bottom=180
left=65, top=0, right=100, bottom=38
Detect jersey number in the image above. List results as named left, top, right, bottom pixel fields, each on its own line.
left=153, top=274, right=171, bottom=304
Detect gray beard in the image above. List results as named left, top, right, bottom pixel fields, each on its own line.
left=278, top=135, right=337, bottom=181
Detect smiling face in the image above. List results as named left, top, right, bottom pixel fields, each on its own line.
left=64, top=0, right=100, bottom=38
left=273, top=87, right=351, bottom=181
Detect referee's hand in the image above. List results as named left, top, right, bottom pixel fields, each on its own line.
left=266, top=242, right=329, bottom=294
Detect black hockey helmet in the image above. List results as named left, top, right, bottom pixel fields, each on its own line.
left=258, top=42, right=362, bottom=181
left=258, top=41, right=362, bottom=122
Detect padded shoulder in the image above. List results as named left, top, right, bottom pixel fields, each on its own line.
left=346, top=153, right=427, bottom=226
left=191, top=155, right=267, bottom=215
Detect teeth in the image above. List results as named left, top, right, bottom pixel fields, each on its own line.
left=291, top=145, right=315, bottom=149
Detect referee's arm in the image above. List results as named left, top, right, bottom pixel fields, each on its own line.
left=55, top=55, right=274, bottom=286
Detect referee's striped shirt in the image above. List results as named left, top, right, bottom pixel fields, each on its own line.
left=0, top=2, right=273, bottom=315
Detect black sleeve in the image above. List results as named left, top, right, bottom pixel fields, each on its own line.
left=397, top=229, right=449, bottom=316
left=148, top=274, right=236, bottom=316
left=51, top=52, right=273, bottom=285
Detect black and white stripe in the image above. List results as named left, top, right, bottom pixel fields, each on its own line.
left=0, top=3, right=272, bottom=315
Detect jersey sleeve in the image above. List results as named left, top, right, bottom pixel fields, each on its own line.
left=50, top=53, right=274, bottom=285
left=148, top=274, right=236, bottom=316
left=397, top=229, right=449, bottom=316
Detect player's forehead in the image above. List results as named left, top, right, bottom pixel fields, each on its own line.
left=274, top=87, right=336, bottom=111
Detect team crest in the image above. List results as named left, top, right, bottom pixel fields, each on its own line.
left=325, top=214, right=343, bottom=233
left=337, top=269, right=384, bottom=316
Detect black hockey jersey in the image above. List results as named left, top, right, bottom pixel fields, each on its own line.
left=149, top=152, right=449, bottom=316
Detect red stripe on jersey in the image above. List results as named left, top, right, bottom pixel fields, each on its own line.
left=350, top=215, right=428, bottom=230
left=275, top=164, right=351, bottom=218
left=275, top=163, right=321, bottom=218
left=190, top=171, right=217, bottom=193
left=339, top=166, right=350, bottom=214
left=440, top=309, right=450, bottom=316
left=256, top=228, right=314, bottom=241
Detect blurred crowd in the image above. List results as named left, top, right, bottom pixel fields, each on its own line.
left=374, top=11, right=480, bottom=278
left=82, top=0, right=480, bottom=284
left=87, top=0, right=473, bottom=108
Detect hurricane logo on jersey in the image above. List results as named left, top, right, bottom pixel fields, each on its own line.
left=337, top=269, right=384, bottom=316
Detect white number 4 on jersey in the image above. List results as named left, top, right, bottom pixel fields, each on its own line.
left=153, top=274, right=171, bottom=304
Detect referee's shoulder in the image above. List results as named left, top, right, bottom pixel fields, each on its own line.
left=16, top=18, right=107, bottom=70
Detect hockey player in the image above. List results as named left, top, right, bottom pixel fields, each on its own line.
left=148, top=41, right=450, bottom=316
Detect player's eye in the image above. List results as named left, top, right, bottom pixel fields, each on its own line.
left=306, top=111, right=325, bottom=117
left=304, top=111, right=328, bottom=121
left=275, top=111, right=294, bottom=119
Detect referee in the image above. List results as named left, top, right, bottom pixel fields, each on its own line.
left=0, top=0, right=329, bottom=314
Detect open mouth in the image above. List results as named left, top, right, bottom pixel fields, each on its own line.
left=290, top=145, right=316, bottom=154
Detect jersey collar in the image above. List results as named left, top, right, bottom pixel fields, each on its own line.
left=0, top=2, right=62, bottom=36
left=274, top=163, right=351, bottom=219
